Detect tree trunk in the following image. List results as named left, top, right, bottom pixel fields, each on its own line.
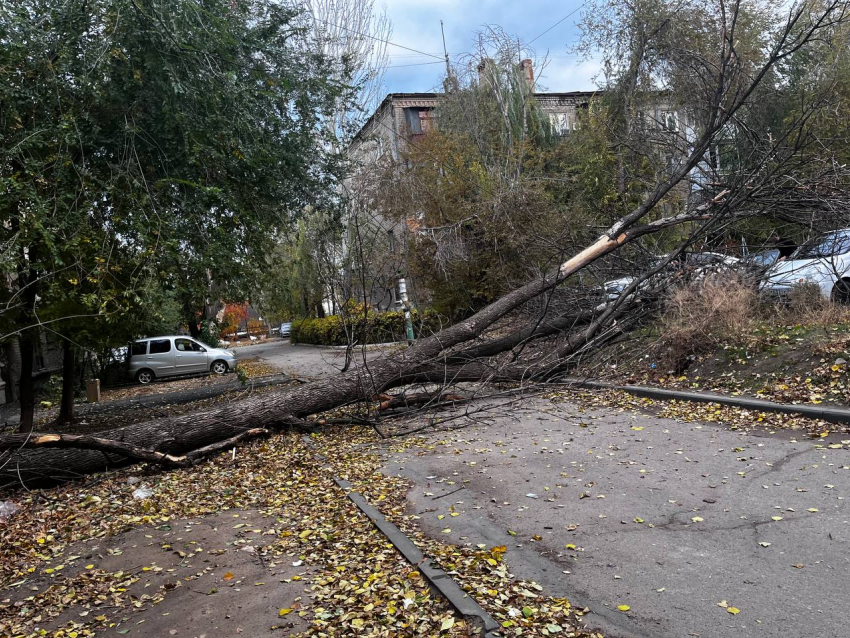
left=187, top=317, right=201, bottom=339
left=58, top=338, right=75, bottom=425
left=17, top=336, right=35, bottom=434
left=0, top=227, right=656, bottom=483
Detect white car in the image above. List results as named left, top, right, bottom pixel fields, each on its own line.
left=127, top=336, right=237, bottom=384
left=761, top=229, right=850, bottom=302
left=602, top=252, right=740, bottom=301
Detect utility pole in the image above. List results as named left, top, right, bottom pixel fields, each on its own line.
left=397, top=272, right=415, bottom=344
left=440, top=20, right=451, bottom=78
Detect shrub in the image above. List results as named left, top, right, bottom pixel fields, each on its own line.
left=291, top=309, right=444, bottom=346
left=656, top=274, right=757, bottom=373
left=198, top=319, right=221, bottom=348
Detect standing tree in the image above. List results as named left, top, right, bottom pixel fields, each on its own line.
left=0, top=0, right=343, bottom=430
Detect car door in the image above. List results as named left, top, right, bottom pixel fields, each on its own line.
left=147, top=338, right=176, bottom=377
left=174, top=338, right=209, bottom=374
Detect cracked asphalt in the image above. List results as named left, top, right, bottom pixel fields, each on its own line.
left=381, top=395, right=850, bottom=638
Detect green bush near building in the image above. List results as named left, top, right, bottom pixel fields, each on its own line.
left=291, top=309, right=444, bottom=346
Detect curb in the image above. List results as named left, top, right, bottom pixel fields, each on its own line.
left=334, top=477, right=501, bottom=638
left=566, top=378, right=850, bottom=425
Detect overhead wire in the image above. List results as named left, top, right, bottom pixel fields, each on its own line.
left=386, top=61, right=445, bottom=69
left=527, top=1, right=589, bottom=45
left=313, top=17, right=444, bottom=60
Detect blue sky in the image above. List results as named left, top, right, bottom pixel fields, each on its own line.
left=378, top=0, right=599, bottom=95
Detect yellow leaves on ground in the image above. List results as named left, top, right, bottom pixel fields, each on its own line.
left=718, top=600, right=740, bottom=613
left=234, top=358, right=280, bottom=379
left=0, top=427, right=598, bottom=638
left=617, top=604, right=631, bottom=612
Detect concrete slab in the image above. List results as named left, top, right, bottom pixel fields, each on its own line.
left=381, top=396, right=850, bottom=638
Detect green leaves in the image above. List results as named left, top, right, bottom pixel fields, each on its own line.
left=1, top=0, right=341, bottom=343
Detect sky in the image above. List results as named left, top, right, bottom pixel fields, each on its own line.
left=377, top=0, right=600, bottom=95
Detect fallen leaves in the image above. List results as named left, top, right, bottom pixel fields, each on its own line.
left=0, top=426, right=598, bottom=638
left=234, top=358, right=280, bottom=379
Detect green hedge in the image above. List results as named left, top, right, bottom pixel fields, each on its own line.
left=291, top=309, right=444, bottom=346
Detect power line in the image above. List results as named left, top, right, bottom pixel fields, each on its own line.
left=528, top=1, right=589, bottom=45
left=314, top=17, right=443, bottom=60
left=386, top=61, right=445, bottom=69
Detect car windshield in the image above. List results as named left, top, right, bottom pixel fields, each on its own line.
left=793, top=231, right=850, bottom=259
left=751, top=249, right=779, bottom=266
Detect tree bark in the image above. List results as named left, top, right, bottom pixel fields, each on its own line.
left=58, top=338, right=75, bottom=425
left=17, top=337, right=35, bottom=434
left=187, top=316, right=201, bottom=339
left=0, top=429, right=270, bottom=468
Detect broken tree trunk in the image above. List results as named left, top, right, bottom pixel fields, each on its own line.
left=1, top=0, right=843, bottom=486
left=0, top=212, right=712, bottom=485
left=1, top=230, right=640, bottom=484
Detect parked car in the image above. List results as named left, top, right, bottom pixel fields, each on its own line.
left=127, top=336, right=237, bottom=384
left=280, top=322, right=292, bottom=339
left=601, top=252, right=740, bottom=301
left=760, top=229, right=850, bottom=302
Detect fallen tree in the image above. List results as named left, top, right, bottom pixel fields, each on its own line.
left=2, top=0, right=847, bottom=485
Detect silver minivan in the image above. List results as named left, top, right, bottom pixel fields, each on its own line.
left=127, top=336, right=237, bottom=384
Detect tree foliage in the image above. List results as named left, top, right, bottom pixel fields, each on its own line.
left=1, top=0, right=345, bottom=426
left=1, top=0, right=342, bottom=333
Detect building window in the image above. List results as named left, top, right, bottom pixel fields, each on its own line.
left=404, top=108, right=434, bottom=137
left=387, top=228, right=396, bottom=252
left=375, top=137, right=384, bottom=160
left=549, top=113, right=571, bottom=135
left=660, top=111, right=678, bottom=132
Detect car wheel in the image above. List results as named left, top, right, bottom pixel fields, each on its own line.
left=136, top=369, right=155, bottom=385
left=832, top=279, right=850, bottom=305
left=211, top=360, right=228, bottom=375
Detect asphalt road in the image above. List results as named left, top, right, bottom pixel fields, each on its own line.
left=233, top=339, right=390, bottom=380
left=381, top=395, right=850, bottom=638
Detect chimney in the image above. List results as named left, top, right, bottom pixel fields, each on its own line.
left=519, top=59, right=534, bottom=86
